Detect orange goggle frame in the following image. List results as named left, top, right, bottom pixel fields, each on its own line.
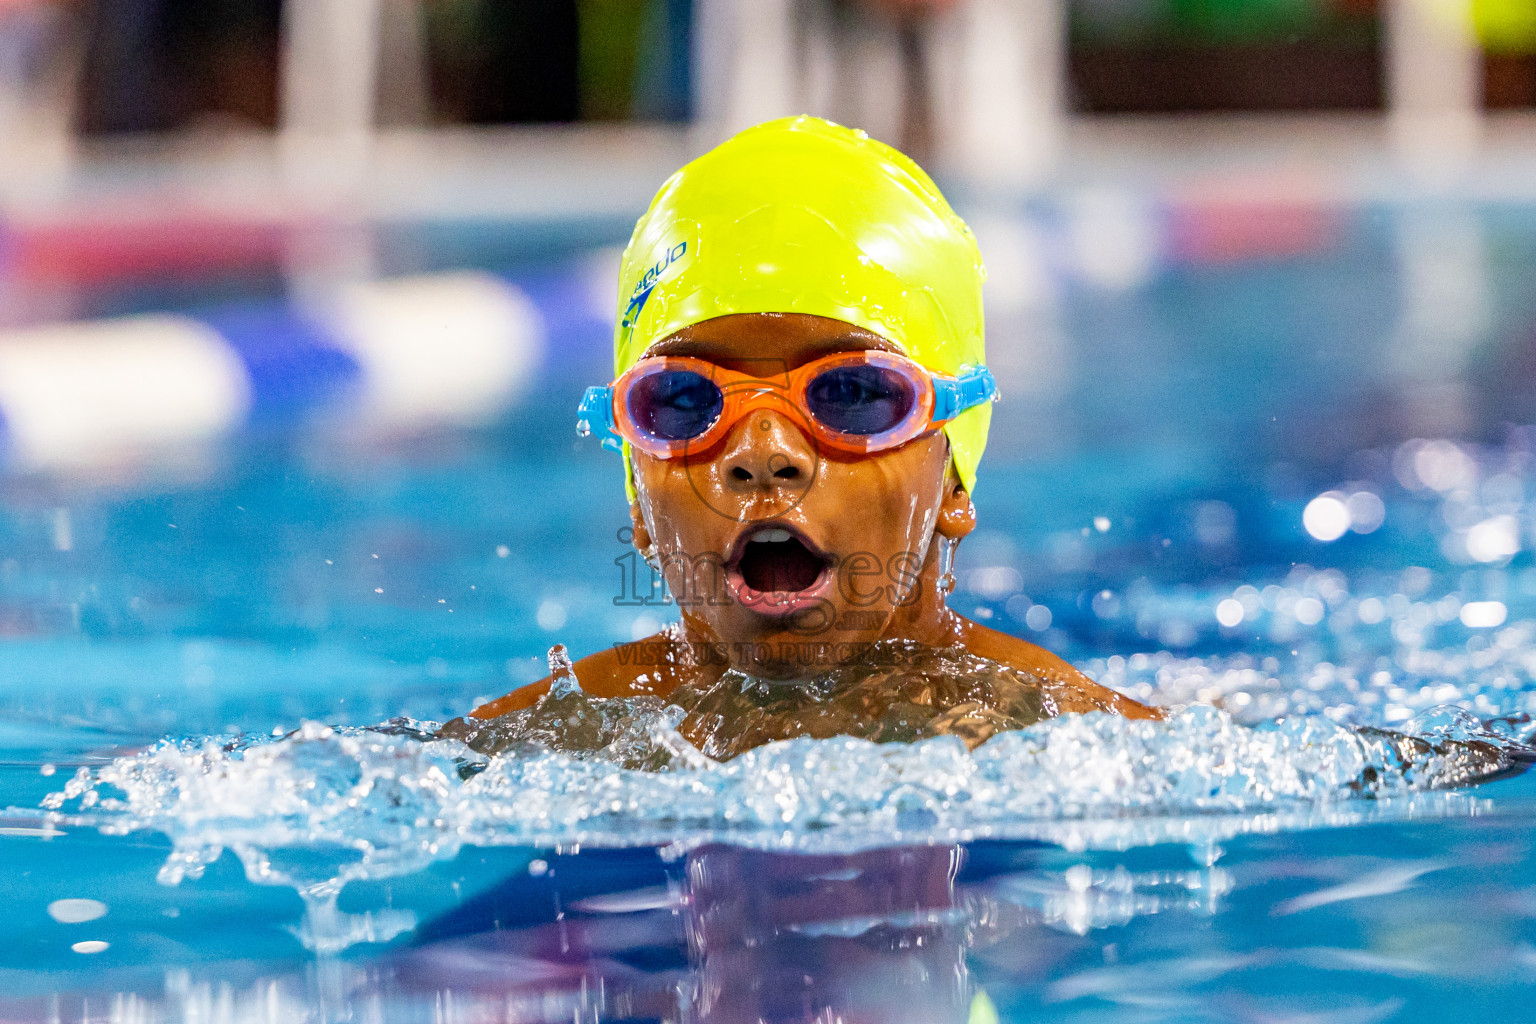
left=577, top=350, right=996, bottom=459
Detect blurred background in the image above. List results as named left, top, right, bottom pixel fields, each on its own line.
left=1, top=0, right=1536, bottom=736
left=9, top=6, right=1536, bottom=1014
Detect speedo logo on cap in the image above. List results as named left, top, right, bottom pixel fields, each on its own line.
left=620, top=239, right=689, bottom=340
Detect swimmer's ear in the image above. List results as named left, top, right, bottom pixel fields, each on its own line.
left=935, top=476, right=977, bottom=541
left=628, top=501, right=655, bottom=555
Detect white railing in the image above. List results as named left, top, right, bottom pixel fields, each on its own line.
left=1386, top=0, right=1483, bottom=170
left=0, top=0, right=1507, bottom=190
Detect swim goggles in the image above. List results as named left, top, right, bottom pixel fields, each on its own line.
left=578, top=351, right=996, bottom=458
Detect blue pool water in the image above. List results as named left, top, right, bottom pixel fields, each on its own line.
left=6, top=194, right=1536, bottom=1020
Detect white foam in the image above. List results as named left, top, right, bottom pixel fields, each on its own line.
left=38, top=701, right=1514, bottom=957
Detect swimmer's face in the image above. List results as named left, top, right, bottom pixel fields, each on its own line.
left=627, top=313, right=972, bottom=679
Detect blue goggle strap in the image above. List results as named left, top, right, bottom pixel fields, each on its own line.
left=577, top=385, right=624, bottom=452
left=931, top=364, right=997, bottom=424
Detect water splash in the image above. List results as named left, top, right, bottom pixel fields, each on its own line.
left=660, top=641, right=1060, bottom=758
left=28, top=616, right=1536, bottom=956
left=33, top=687, right=1530, bottom=951
left=546, top=642, right=581, bottom=697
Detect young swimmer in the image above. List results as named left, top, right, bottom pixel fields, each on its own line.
left=453, top=116, right=1156, bottom=756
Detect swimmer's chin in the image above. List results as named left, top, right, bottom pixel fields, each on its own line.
left=721, top=634, right=882, bottom=682
left=731, top=658, right=823, bottom=684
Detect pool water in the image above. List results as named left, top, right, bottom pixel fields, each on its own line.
left=6, top=195, right=1536, bottom=1020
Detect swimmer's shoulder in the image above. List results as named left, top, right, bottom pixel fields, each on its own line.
left=465, top=632, right=692, bottom=719
left=954, top=618, right=1162, bottom=720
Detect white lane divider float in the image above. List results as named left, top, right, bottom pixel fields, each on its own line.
left=0, top=272, right=544, bottom=473
left=0, top=314, right=250, bottom=472
left=323, top=272, right=542, bottom=429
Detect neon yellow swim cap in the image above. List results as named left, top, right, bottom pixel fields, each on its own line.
left=614, top=115, right=990, bottom=498
left=1475, top=0, right=1536, bottom=53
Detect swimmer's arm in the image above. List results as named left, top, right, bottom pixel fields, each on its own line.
left=955, top=618, right=1162, bottom=720
left=462, top=633, right=689, bottom=719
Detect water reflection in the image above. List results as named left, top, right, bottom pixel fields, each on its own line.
left=681, top=845, right=970, bottom=1023
left=392, top=844, right=975, bottom=1023
left=374, top=843, right=1243, bottom=1021
left=15, top=808, right=1536, bottom=1023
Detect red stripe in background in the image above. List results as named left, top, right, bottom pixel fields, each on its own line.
left=1166, top=173, right=1342, bottom=266
left=1169, top=199, right=1341, bottom=266
left=3, top=212, right=291, bottom=286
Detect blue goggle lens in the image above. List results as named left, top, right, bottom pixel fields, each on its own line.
left=805, top=365, right=916, bottom=436
left=629, top=369, right=725, bottom=440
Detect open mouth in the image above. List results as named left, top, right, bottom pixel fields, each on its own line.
left=727, top=524, right=833, bottom=610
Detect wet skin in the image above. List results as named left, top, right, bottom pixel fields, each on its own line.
left=466, top=313, right=1157, bottom=727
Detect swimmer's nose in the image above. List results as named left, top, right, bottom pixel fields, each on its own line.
left=720, top=408, right=816, bottom=491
